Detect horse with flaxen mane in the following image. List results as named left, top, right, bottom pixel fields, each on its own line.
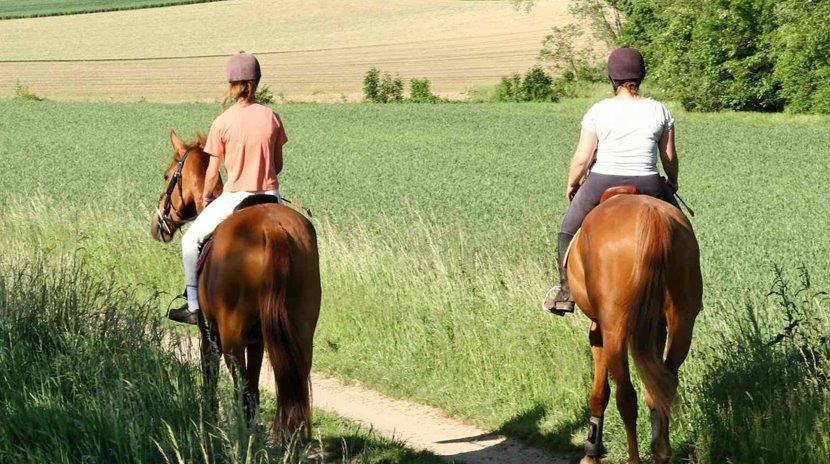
left=567, top=187, right=702, bottom=464
left=150, top=132, right=321, bottom=439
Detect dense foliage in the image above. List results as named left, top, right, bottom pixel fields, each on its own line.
left=609, top=0, right=830, bottom=113
left=363, top=68, right=439, bottom=103
left=494, top=66, right=565, bottom=102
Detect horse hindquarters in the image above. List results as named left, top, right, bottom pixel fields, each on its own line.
left=260, top=226, right=313, bottom=439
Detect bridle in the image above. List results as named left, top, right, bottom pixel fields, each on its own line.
left=155, top=147, right=196, bottom=237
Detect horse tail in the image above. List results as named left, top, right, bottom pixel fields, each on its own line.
left=260, top=226, right=311, bottom=439
left=627, top=203, right=677, bottom=420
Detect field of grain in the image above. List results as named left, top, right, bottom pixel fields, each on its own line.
left=0, top=0, right=575, bottom=102
left=1, top=98, right=828, bottom=462
left=0, top=0, right=219, bottom=19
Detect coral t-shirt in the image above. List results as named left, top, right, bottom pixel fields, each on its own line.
left=204, top=102, right=287, bottom=192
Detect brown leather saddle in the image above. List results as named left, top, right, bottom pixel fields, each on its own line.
left=600, top=185, right=639, bottom=204
left=195, top=194, right=281, bottom=276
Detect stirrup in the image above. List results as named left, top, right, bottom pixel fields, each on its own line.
left=542, top=286, right=575, bottom=316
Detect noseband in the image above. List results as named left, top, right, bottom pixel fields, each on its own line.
left=156, top=147, right=196, bottom=237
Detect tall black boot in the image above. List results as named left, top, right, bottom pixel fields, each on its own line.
left=544, top=232, right=575, bottom=314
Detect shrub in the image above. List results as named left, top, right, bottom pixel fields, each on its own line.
left=378, top=72, right=404, bottom=103
left=494, top=68, right=564, bottom=103
left=410, top=78, right=439, bottom=103
left=12, top=81, right=44, bottom=101
left=495, top=73, right=523, bottom=102
left=255, top=84, right=275, bottom=104
left=363, top=67, right=380, bottom=102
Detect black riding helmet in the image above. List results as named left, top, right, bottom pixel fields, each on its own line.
left=607, top=46, right=646, bottom=81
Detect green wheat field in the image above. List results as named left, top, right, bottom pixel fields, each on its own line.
left=1, top=98, right=828, bottom=462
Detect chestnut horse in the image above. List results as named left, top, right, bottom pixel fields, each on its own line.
left=567, top=189, right=702, bottom=464
left=150, top=131, right=321, bottom=439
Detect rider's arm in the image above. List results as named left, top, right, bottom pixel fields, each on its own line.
left=565, top=128, right=598, bottom=201
left=658, top=128, right=679, bottom=191
left=201, top=156, right=221, bottom=210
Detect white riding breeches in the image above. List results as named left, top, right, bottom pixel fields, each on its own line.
left=182, top=189, right=280, bottom=287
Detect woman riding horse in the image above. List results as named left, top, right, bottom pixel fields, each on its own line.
left=543, top=47, right=702, bottom=463
left=168, top=51, right=288, bottom=325
left=151, top=53, right=321, bottom=438
left=544, top=46, right=680, bottom=313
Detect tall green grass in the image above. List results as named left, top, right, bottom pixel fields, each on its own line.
left=0, top=99, right=828, bottom=462
left=0, top=254, right=442, bottom=463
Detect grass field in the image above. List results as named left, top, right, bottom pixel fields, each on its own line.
left=0, top=0, right=220, bottom=19
left=0, top=256, right=442, bottom=464
left=0, top=98, right=828, bottom=462
left=0, top=0, right=575, bottom=101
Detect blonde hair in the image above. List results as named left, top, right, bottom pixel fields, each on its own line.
left=224, top=80, right=259, bottom=106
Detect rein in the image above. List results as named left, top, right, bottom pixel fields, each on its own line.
left=156, top=147, right=196, bottom=236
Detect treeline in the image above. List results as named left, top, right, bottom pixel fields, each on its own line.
left=603, top=0, right=829, bottom=113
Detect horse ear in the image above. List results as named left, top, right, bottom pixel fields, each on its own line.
left=170, top=130, right=185, bottom=157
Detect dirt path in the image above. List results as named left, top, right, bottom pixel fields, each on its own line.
left=175, top=333, right=568, bottom=463
left=265, top=369, right=569, bottom=463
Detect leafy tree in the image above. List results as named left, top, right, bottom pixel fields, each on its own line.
left=378, top=72, right=404, bottom=103
left=363, top=67, right=380, bottom=102
left=410, top=78, right=439, bottom=103
left=773, top=0, right=830, bottom=113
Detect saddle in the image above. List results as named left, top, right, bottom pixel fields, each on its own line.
left=195, top=194, right=282, bottom=275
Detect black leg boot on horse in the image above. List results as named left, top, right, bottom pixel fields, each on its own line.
left=544, top=232, right=576, bottom=315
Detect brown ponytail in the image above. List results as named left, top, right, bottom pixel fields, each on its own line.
left=613, top=79, right=641, bottom=96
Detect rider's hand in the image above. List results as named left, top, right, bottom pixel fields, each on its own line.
left=566, top=184, right=578, bottom=203
left=666, top=179, right=679, bottom=193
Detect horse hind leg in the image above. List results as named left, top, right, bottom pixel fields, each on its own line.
left=607, top=333, right=641, bottom=464
left=580, top=322, right=611, bottom=464
left=244, top=335, right=264, bottom=426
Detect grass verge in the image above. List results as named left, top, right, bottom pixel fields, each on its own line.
left=0, top=253, right=442, bottom=463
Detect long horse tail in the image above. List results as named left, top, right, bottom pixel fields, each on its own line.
left=260, top=226, right=312, bottom=439
left=627, top=203, right=677, bottom=420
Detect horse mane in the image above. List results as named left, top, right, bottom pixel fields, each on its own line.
left=184, top=133, right=207, bottom=150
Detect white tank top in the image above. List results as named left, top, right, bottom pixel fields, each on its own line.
left=581, top=98, right=674, bottom=176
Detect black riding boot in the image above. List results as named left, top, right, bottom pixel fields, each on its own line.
left=544, top=232, right=575, bottom=314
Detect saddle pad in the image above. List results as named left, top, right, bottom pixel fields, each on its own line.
left=196, top=235, right=214, bottom=278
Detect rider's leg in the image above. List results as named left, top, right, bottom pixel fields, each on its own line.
left=171, top=191, right=251, bottom=324
left=545, top=175, right=608, bottom=312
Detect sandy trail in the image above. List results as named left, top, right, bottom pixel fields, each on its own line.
left=174, top=334, right=568, bottom=464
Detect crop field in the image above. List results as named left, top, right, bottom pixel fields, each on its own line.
left=1, top=98, right=829, bottom=463
left=0, top=0, right=220, bottom=19
left=0, top=0, right=575, bottom=101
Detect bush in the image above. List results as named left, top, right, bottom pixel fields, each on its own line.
left=494, top=68, right=564, bottom=103
left=378, top=72, right=404, bottom=103
left=255, top=84, right=275, bottom=104
left=773, top=0, right=830, bottom=114
left=495, top=73, right=523, bottom=102
left=12, top=81, right=44, bottom=101
left=410, top=78, right=440, bottom=103
left=363, top=67, right=380, bottom=103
